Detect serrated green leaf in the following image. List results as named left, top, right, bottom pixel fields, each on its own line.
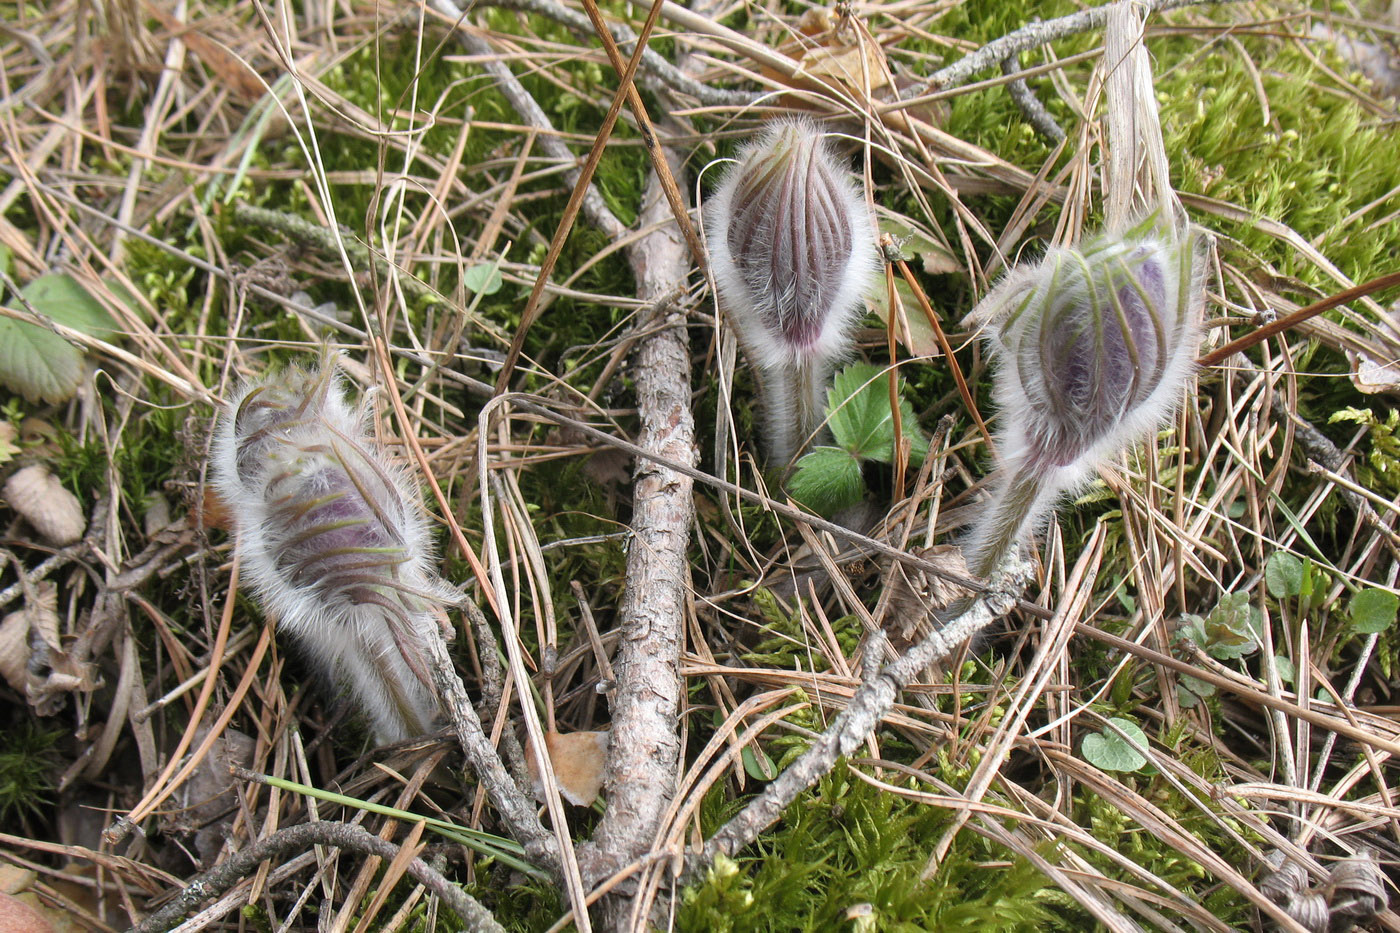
left=1081, top=718, right=1149, bottom=772
left=825, top=363, right=926, bottom=465
left=0, top=274, right=125, bottom=404
left=1265, top=551, right=1303, bottom=598
left=1350, top=588, right=1399, bottom=635
left=0, top=315, right=85, bottom=403
left=787, top=446, right=865, bottom=516
left=463, top=262, right=503, bottom=295
left=1177, top=614, right=1207, bottom=648
left=21, top=274, right=120, bottom=339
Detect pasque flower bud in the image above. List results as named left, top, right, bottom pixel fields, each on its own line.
left=964, top=225, right=1203, bottom=576
left=961, top=2, right=1207, bottom=577
left=706, top=119, right=878, bottom=464
left=210, top=355, right=456, bottom=744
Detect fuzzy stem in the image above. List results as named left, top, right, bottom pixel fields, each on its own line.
left=967, top=464, right=1071, bottom=578
left=795, top=357, right=834, bottom=457
left=756, top=363, right=800, bottom=467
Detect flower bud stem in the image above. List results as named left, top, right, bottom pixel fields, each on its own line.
left=967, top=466, right=1067, bottom=578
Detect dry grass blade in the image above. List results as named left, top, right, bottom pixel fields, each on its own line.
left=5, top=0, right=1400, bottom=929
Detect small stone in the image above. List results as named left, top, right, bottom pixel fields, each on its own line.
left=0, top=892, right=54, bottom=933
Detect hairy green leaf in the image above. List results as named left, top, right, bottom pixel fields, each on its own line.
left=788, top=446, right=864, bottom=516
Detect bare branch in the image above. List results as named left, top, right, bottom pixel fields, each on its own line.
left=129, top=820, right=504, bottom=933
left=576, top=144, right=698, bottom=927
left=688, top=554, right=1032, bottom=878
left=923, top=0, right=1238, bottom=92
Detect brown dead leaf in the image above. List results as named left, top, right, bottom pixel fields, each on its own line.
left=171, top=727, right=256, bottom=866
left=24, top=582, right=59, bottom=654
left=4, top=465, right=86, bottom=546
left=762, top=7, right=892, bottom=104
left=0, top=608, right=30, bottom=694
left=0, top=866, right=34, bottom=897
left=1347, top=346, right=1400, bottom=394
left=883, top=545, right=974, bottom=652
left=0, top=582, right=99, bottom=715
left=802, top=39, right=890, bottom=96
left=526, top=730, right=610, bottom=807
left=0, top=893, right=53, bottom=933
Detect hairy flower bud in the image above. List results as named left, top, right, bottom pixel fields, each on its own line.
left=210, top=355, right=456, bottom=744
left=964, top=225, right=1203, bottom=575
left=706, top=119, right=878, bottom=464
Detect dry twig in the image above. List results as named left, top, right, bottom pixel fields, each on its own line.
left=129, top=821, right=504, bottom=933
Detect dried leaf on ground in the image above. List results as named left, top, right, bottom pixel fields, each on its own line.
left=4, top=465, right=86, bottom=546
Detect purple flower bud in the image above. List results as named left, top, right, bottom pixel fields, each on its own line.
left=706, top=119, right=878, bottom=463
left=964, top=227, right=1203, bottom=575
left=210, top=356, right=456, bottom=744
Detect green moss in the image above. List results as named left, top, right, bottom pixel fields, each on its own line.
left=0, top=721, right=60, bottom=827
left=681, top=771, right=1080, bottom=932
left=1161, top=35, right=1400, bottom=288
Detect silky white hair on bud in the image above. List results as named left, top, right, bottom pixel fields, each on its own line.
left=705, top=118, right=879, bottom=465
left=961, top=3, right=1207, bottom=577
left=963, top=226, right=1203, bottom=576
left=209, top=353, right=456, bottom=744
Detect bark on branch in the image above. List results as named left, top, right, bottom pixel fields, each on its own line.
left=129, top=821, right=503, bottom=933
left=688, top=554, right=1032, bottom=878
left=576, top=152, right=698, bottom=928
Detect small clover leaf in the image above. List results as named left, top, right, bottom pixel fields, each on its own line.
left=1350, top=588, right=1399, bottom=635
left=1082, top=718, right=1149, bottom=772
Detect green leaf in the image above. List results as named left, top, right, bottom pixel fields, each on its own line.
left=787, top=446, right=865, bottom=516
left=1081, top=718, right=1149, bottom=772
left=0, top=317, right=84, bottom=403
left=1197, top=591, right=1262, bottom=661
left=1271, top=655, right=1296, bottom=685
left=1265, top=551, right=1304, bottom=598
left=741, top=742, right=778, bottom=781
left=1178, top=673, right=1216, bottom=701
left=1350, top=588, right=1399, bottom=635
left=0, top=274, right=122, bottom=404
left=21, top=274, right=120, bottom=339
left=825, top=362, right=926, bottom=465
left=463, top=262, right=503, bottom=296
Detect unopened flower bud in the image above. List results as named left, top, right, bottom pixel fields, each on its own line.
left=706, top=119, right=878, bottom=464
left=964, top=224, right=1203, bottom=575
left=210, top=355, right=455, bottom=744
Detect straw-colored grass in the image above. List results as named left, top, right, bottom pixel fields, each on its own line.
left=1, top=0, right=1399, bottom=930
